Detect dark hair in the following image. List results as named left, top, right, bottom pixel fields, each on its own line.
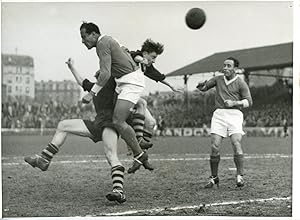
left=80, top=22, right=100, bottom=34
left=141, top=39, right=164, bottom=55
left=226, top=57, right=239, bottom=67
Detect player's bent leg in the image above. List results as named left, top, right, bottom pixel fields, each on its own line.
left=144, top=108, right=156, bottom=132
left=135, top=98, right=147, bottom=115
left=113, top=99, right=143, bottom=156
left=113, top=99, right=154, bottom=173
left=52, top=119, right=93, bottom=147
left=205, top=134, right=223, bottom=188
left=143, top=108, right=156, bottom=143
left=24, top=119, right=92, bottom=171
left=230, top=133, right=245, bottom=187
left=132, top=99, right=153, bottom=150
left=130, top=112, right=153, bottom=150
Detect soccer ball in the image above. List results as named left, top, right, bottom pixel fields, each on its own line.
left=185, top=8, right=206, bottom=30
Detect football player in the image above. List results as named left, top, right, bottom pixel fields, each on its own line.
left=197, top=57, right=252, bottom=188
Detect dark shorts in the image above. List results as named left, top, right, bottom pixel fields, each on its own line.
left=83, top=110, right=117, bottom=143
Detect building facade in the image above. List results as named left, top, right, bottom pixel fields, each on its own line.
left=1, top=54, right=35, bottom=101
left=35, top=80, right=81, bottom=105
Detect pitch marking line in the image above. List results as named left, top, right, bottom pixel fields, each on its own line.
left=100, top=196, right=291, bottom=216
left=1, top=153, right=290, bottom=160
left=2, top=154, right=291, bottom=166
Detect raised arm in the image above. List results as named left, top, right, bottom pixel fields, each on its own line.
left=143, top=64, right=182, bottom=93
left=160, top=80, right=184, bottom=93
left=65, top=58, right=84, bottom=86
left=196, top=77, right=217, bottom=92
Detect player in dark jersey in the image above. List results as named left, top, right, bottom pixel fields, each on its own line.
left=197, top=57, right=253, bottom=188
left=24, top=58, right=127, bottom=203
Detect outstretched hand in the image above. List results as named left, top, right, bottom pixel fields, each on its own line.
left=65, top=58, right=74, bottom=69
left=196, top=80, right=207, bottom=90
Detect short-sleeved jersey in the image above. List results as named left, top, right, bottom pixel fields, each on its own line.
left=130, top=50, right=166, bottom=82
left=82, top=77, right=116, bottom=114
left=206, top=75, right=252, bottom=110
left=96, top=35, right=138, bottom=79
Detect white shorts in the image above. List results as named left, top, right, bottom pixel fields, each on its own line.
left=210, top=109, right=245, bottom=137
left=115, top=69, right=145, bottom=104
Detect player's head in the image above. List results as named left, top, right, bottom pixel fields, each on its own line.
left=141, top=39, right=164, bottom=66
left=223, top=57, right=239, bottom=79
left=80, top=22, right=101, bottom=50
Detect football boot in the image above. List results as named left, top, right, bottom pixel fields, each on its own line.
left=106, top=189, right=126, bottom=204
left=138, top=138, right=153, bottom=150
left=204, top=176, right=219, bottom=188
left=236, top=175, right=245, bottom=187
left=127, top=151, right=154, bottom=174
left=24, top=154, right=50, bottom=171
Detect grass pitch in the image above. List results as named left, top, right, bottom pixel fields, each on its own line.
left=1, top=135, right=292, bottom=217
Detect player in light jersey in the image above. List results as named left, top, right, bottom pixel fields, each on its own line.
left=197, top=57, right=253, bottom=188
left=126, top=39, right=183, bottom=154
left=78, top=22, right=153, bottom=173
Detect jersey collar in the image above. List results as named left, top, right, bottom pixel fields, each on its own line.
left=223, top=75, right=239, bottom=85
left=97, top=34, right=106, bottom=42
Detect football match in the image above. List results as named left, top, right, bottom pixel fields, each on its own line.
left=1, top=1, right=296, bottom=218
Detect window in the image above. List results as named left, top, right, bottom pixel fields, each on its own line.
left=16, top=86, right=18, bottom=91
left=8, top=86, right=11, bottom=93
left=26, top=87, right=30, bottom=93
left=16, top=76, right=18, bottom=82
left=26, top=77, right=30, bottom=84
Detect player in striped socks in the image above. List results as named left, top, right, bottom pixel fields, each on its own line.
left=24, top=59, right=129, bottom=203
left=106, top=165, right=126, bottom=203
left=126, top=98, right=153, bottom=155
left=124, top=39, right=183, bottom=155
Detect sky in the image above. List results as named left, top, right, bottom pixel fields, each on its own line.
left=1, top=1, right=294, bottom=95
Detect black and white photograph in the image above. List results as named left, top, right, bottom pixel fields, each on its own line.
left=1, top=0, right=298, bottom=218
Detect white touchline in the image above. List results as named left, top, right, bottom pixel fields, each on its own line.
left=2, top=154, right=291, bottom=166
left=99, top=196, right=291, bottom=216
left=1, top=153, right=290, bottom=160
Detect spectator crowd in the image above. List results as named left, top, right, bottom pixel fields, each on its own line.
left=2, top=80, right=292, bottom=129
left=2, top=100, right=95, bottom=129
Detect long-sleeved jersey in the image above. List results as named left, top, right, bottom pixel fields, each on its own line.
left=205, top=75, right=253, bottom=110
left=96, top=35, right=138, bottom=80
left=130, top=50, right=166, bottom=82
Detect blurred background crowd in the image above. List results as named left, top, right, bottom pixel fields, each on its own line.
left=2, top=79, right=292, bottom=130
